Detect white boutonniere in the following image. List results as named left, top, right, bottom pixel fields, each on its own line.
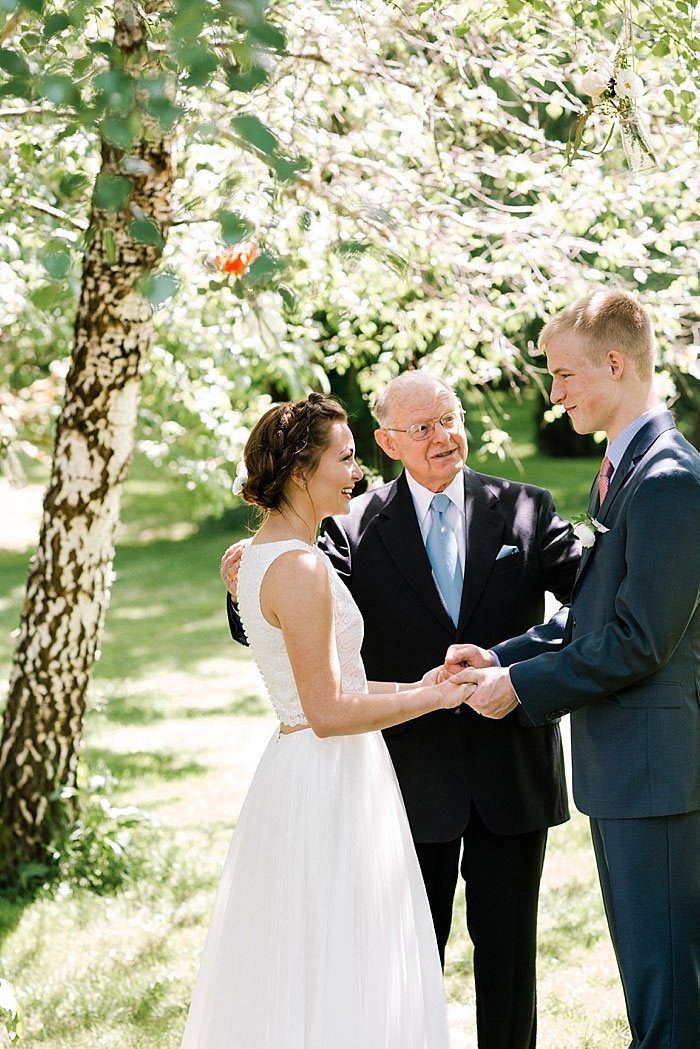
left=572, top=514, right=610, bottom=549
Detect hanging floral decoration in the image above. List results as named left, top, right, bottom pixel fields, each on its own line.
left=567, top=2, right=656, bottom=172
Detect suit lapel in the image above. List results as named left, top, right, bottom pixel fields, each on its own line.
left=457, top=470, right=506, bottom=633
left=374, top=473, right=456, bottom=632
left=374, top=469, right=506, bottom=635
left=573, top=410, right=677, bottom=593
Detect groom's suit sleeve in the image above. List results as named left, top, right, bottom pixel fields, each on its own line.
left=504, top=461, right=700, bottom=726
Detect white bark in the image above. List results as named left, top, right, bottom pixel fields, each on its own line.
left=0, top=0, right=174, bottom=871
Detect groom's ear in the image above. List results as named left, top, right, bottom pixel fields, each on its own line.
left=374, top=428, right=402, bottom=461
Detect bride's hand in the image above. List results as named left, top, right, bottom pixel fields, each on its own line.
left=436, top=678, right=477, bottom=709
left=220, top=539, right=251, bottom=600
left=418, top=665, right=442, bottom=687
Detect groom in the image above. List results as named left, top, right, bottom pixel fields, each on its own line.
left=224, top=371, right=581, bottom=1049
left=448, top=290, right=700, bottom=1049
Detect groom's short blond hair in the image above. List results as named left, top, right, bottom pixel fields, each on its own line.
left=538, top=290, right=656, bottom=381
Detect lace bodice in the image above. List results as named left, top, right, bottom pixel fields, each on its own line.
left=237, top=540, right=367, bottom=727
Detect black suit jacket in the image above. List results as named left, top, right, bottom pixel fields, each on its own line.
left=228, top=466, right=581, bottom=843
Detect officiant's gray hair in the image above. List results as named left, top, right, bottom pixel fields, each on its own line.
left=373, top=372, right=458, bottom=428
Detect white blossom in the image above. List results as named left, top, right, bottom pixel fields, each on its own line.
left=615, top=69, right=644, bottom=100
left=580, top=70, right=609, bottom=97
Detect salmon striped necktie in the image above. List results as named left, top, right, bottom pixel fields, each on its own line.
left=598, top=455, right=613, bottom=504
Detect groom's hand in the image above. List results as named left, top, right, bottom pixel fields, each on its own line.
left=449, top=666, right=519, bottom=720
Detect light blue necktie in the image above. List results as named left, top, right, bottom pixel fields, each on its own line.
left=425, top=493, right=463, bottom=626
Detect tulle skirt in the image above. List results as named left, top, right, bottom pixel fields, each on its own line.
left=180, top=727, right=450, bottom=1049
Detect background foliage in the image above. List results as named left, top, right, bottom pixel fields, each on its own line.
left=1, top=0, right=698, bottom=506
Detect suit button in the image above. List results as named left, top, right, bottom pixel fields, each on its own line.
left=455, top=707, right=461, bottom=716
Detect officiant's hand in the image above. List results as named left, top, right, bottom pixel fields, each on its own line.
left=449, top=665, right=519, bottom=720
left=220, top=539, right=251, bottom=600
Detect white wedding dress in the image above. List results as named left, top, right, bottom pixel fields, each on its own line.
left=180, top=540, right=450, bottom=1049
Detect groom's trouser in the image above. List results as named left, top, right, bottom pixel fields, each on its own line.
left=416, top=805, right=547, bottom=1049
left=590, top=810, right=700, bottom=1049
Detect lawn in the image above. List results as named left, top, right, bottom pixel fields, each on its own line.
left=0, top=394, right=628, bottom=1048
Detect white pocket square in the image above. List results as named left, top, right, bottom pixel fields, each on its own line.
left=496, top=544, right=520, bottom=560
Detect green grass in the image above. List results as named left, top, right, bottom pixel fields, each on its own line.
left=0, top=399, right=627, bottom=1049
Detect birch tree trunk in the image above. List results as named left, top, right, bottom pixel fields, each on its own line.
left=0, top=0, right=173, bottom=877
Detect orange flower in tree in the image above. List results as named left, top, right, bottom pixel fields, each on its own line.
left=210, top=243, right=259, bottom=275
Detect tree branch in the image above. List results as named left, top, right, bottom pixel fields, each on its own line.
left=18, top=198, right=90, bottom=231
left=0, top=10, right=22, bottom=45
left=0, top=106, right=49, bottom=119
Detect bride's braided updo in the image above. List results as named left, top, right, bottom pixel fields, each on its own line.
left=240, top=393, right=347, bottom=512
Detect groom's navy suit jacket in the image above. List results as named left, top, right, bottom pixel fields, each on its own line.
left=310, top=466, right=580, bottom=843
left=496, top=411, right=700, bottom=820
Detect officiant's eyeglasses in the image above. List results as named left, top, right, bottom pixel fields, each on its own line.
left=385, top=406, right=465, bottom=442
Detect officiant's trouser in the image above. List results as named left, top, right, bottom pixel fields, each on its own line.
left=416, top=805, right=547, bottom=1049
left=590, top=810, right=700, bottom=1049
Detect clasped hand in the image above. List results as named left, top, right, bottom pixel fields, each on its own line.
left=437, top=644, right=519, bottom=719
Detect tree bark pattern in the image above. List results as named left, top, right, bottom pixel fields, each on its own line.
left=0, top=0, right=174, bottom=873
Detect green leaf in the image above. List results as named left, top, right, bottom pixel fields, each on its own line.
left=30, top=282, right=64, bottom=309
left=39, top=73, right=80, bottom=106
left=128, top=218, right=165, bottom=249
left=144, top=95, right=183, bottom=131
left=217, top=210, right=254, bottom=246
left=101, top=117, right=136, bottom=150
left=41, top=248, right=71, bottom=279
left=103, top=227, right=116, bottom=264
left=88, top=39, right=114, bottom=58
left=177, top=44, right=218, bottom=87
left=71, top=54, right=94, bottom=77
left=60, top=172, right=90, bottom=198
left=243, top=252, right=285, bottom=284
left=246, top=19, right=286, bottom=53
left=0, top=47, right=30, bottom=77
left=94, top=68, right=134, bottom=112
left=138, top=271, right=179, bottom=306
left=271, top=154, right=309, bottom=182
left=43, top=11, right=70, bottom=35
left=225, top=63, right=268, bottom=93
left=94, top=173, right=132, bottom=211
left=278, top=284, right=297, bottom=310
left=0, top=76, right=32, bottom=100
left=337, top=240, right=371, bottom=256
left=232, top=113, right=278, bottom=156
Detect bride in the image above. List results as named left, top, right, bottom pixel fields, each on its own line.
left=180, top=393, right=472, bottom=1049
